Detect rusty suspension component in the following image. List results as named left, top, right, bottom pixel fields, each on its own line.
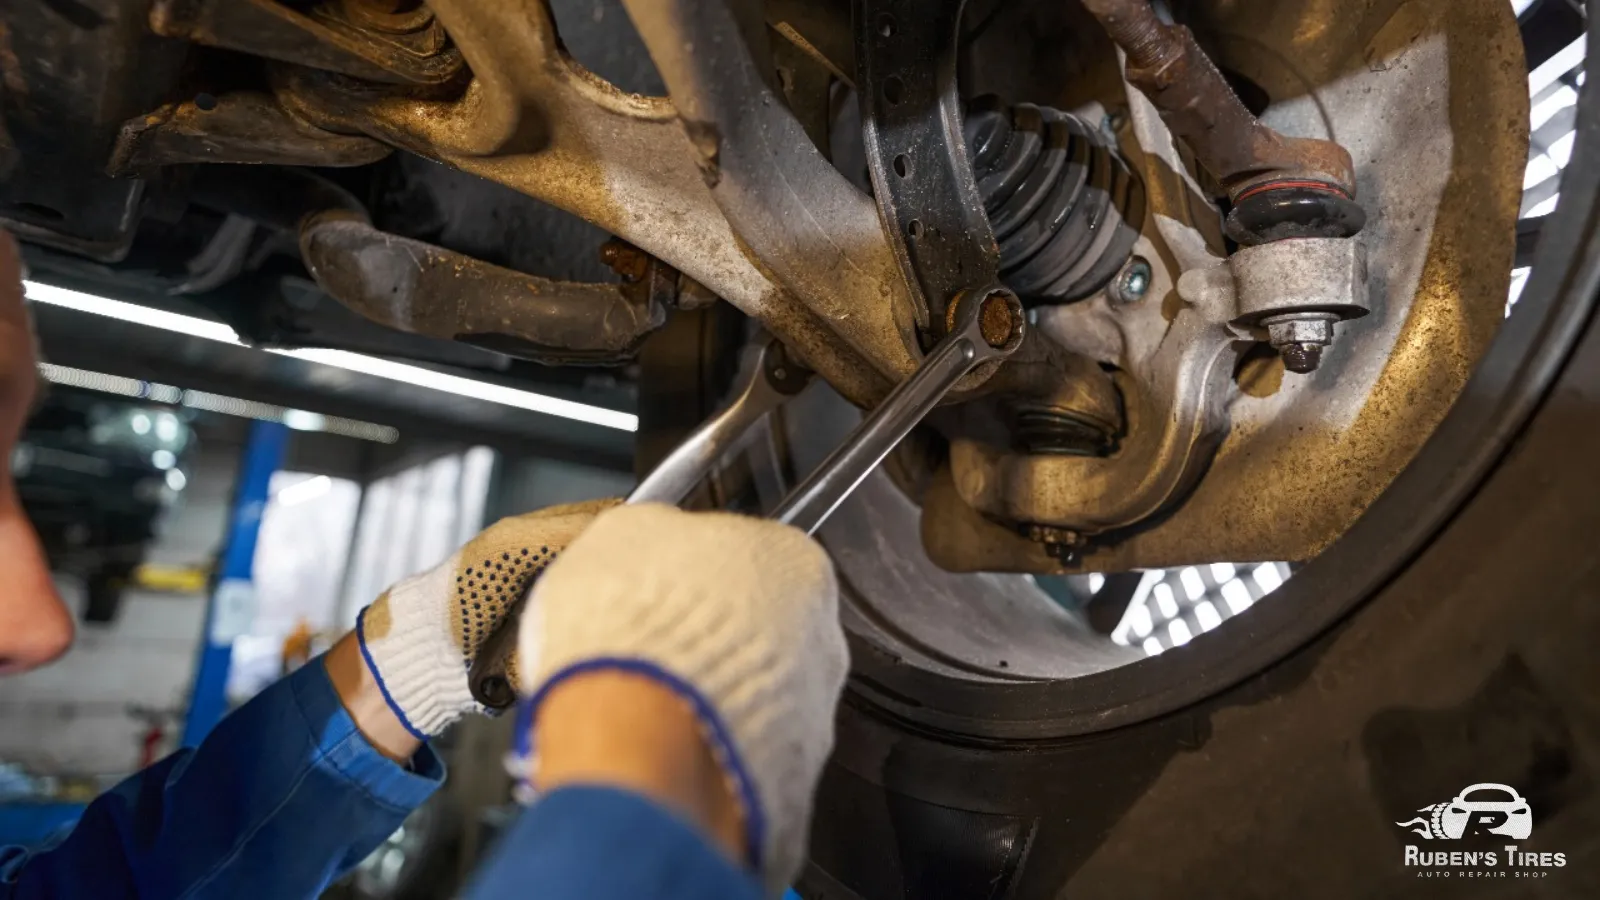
left=149, top=0, right=464, bottom=86
left=299, top=214, right=669, bottom=366
left=162, top=163, right=670, bottom=366
left=1079, top=0, right=1365, bottom=247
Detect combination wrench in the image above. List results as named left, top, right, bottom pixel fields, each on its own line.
left=468, top=286, right=1024, bottom=709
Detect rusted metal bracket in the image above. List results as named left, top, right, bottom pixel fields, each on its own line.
left=109, top=91, right=391, bottom=176
left=300, top=212, right=667, bottom=365
left=856, top=0, right=1001, bottom=335
left=150, top=0, right=464, bottom=86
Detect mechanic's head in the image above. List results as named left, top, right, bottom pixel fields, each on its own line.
left=0, top=232, right=73, bottom=673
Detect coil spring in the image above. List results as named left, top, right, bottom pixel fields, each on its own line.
left=965, top=95, right=1145, bottom=304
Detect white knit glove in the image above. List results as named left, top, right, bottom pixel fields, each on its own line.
left=355, top=498, right=619, bottom=739
left=517, top=503, right=848, bottom=897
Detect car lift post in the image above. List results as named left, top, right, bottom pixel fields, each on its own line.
left=181, top=419, right=289, bottom=747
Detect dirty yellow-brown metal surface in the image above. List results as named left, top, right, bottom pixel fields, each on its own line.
left=928, top=0, right=1528, bottom=573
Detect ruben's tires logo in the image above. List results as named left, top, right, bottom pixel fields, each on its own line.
left=1397, top=783, right=1532, bottom=840
left=1397, top=782, right=1566, bottom=878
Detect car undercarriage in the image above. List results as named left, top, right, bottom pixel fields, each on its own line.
left=3, top=0, right=1528, bottom=575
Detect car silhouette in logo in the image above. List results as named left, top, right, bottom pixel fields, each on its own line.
left=1397, top=783, right=1532, bottom=840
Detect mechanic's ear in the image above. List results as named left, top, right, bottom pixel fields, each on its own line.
left=0, top=231, right=73, bottom=673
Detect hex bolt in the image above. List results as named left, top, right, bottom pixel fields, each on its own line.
left=1261, top=312, right=1339, bottom=374
left=1110, top=256, right=1152, bottom=305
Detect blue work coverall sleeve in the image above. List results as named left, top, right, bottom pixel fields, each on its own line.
left=467, top=785, right=764, bottom=900
left=0, top=656, right=442, bottom=899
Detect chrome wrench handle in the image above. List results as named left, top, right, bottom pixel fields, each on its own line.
left=629, top=339, right=810, bottom=506
left=772, top=285, right=1024, bottom=534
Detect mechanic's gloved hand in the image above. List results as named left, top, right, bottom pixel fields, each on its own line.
left=517, top=503, right=848, bottom=896
left=355, top=498, right=620, bottom=739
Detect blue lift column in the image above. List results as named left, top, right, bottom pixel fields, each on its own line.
left=181, top=419, right=289, bottom=747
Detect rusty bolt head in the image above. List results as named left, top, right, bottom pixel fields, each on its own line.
left=978, top=291, right=1020, bottom=348
left=599, top=238, right=650, bottom=283
left=945, top=286, right=1023, bottom=349
left=1024, top=524, right=1085, bottom=567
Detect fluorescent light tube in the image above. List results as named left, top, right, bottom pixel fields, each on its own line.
left=24, top=281, right=636, bottom=432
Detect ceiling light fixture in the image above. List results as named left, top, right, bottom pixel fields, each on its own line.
left=24, top=281, right=637, bottom=432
